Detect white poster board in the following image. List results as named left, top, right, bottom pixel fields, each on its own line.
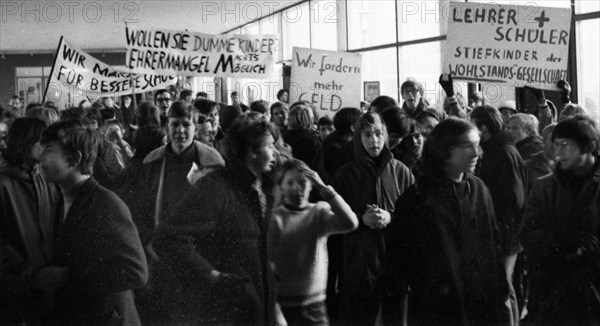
left=46, top=37, right=176, bottom=107
left=125, top=26, right=277, bottom=79
left=444, top=2, right=572, bottom=90
left=290, top=47, right=362, bottom=117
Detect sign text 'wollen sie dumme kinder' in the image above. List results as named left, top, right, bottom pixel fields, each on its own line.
left=46, top=37, right=175, bottom=107
left=443, top=2, right=571, bottom=90
left=290, top=47, right=362, bottom=118
left=125, top=26, right=278, bottom=79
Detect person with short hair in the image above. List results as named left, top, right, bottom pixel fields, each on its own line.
left=522, top=115, right=600, bottom=324
left=380, top=107, right=423, bottom=170
left=231, top=91, right=249, bottom=112
left=193, top=98, right=220, bottom=130
left=317, top=116, right=334, bottom=143
left=153, top=114, right=280, bottom=324
left=277, top=89, right=289, bottom=104
left=0, top=118, right=61, bottom=324
left=196, top=114, right=215, bottom=148
left=34, top=120, right=148, bottom=325
left=559, top=103, right=587, bottom=122
left=154, top=89, right=172, bottom=127
left=507, top=113, right=544, bottom=160
left=104, top=119, right=135, bottom=169
left=8, top=95, right=22, bottom=111
left=401, top=78, right=429, bottom=119
left=120, top=95, right=137, bottom=141
left=270, top=101, right=289, bottom=131
left=180, top=89, right=194, bottom=103
left=251, top=100, right=271, bottom=120
left=471, top=105, right=527, bottom=325
left=118, top=100, right=224, bottom=324
left=322, top=107, right=362, bottom=178
left=524, top=123, right=556, bottom=193
left=369, top=95, right=397, bottom=115
left=499, top=100, right=518, bottom=126
left=269, top=159, right=358, bottom=325
left=137, top=102, right=161, bottom=128
left=388, top=118, right=512, bottom=325
left=415, top=108, right=441, bottom=137
left=331, top=112, right=414, bottom=325
left=284, top=103, right=328, bottom=181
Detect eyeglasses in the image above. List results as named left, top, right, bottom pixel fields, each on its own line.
left=156, top=98, right=171, bottom=103
left=553, top=140, right=576, bottom=152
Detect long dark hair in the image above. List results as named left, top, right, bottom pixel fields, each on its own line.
left=134, top=125, right=166, bottom=158
left=418, top=118, right=478, bottom=189
left=5, top=118, right=47, bottom=170
left=137, top=102, right=161, bottom=127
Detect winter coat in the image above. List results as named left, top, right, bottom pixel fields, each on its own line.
left=283, top=128, right=328, bottom=181
left=322, top=131, right=353, bottom=177
left=0, top=166, right=60, bottom=323
left=524, top=151, right=553, bottom=193
left=476, top=131, right=527, bottom=255
left=516, top=135, right=544, bottom=161
left=401, top=98, right=429, bottom=120
left=117, top=141, right=224, bottom=323
left=119, top=141, right=224, bottom=245
left=51, top=177, right=148, bottom=325
left=152, top=158, right=276, bottom=325
left=331, top=139, right=414, bottom=324
left=521, top=159, right=600, bottom=323
left=387, top=175, right=511, bottom=325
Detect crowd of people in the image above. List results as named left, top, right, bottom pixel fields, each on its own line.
left=1, top=75, right=598, bottom=326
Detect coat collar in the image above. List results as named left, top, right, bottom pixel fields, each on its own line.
left=143, top=140, right=225, bottom=168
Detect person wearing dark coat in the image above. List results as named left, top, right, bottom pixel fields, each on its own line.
left=34, top=120, right=148, bottom=326
left=322, top=107, right=362, bottom=178
left=471, top=106, right=527, bottom=325
left=522, top=115, right=600, bottom=325
left=388, top=118, right=511, bottom=325
left=321, top=107, right=362, bottom=321
left=283, top=102, right=328, bottom=181
left=524, top=123, right=556, bottom=192
left=331, top=112, right=414, bottom=325
left=507, top=113, right=545, bottom=161
left=401, top=78, right=429, bottom=119
left=152, top=113, right=280, bottom=325
left=118, top=102, right=224, bottom=324
left=0, top=118, right=61, bottom=324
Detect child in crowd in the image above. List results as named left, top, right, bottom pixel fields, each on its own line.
left=269, top=159, right=358, bottom=326
left=104, top=119, right=135, bottom=172
left=330, top=112, right=414, bottom=325
left=317, top=116, right=334, bottom=143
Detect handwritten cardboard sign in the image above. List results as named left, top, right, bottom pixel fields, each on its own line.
left=125, top=27, right=277, bottom=79
left=444, top=2, right=571, bottom=90
left=46, top=37, right=176, bottom=106
left=290, top=47, right=362, bottom=117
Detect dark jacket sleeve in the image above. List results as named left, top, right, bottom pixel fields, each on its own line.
left=479, top=146, right=526, bottom=255
left=520, top=179, right=554, bottom=261
left=64, top=193, right=148, bottom=294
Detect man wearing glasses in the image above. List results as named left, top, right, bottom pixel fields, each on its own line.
left=154, top=89, right=172, bottom=127
left=522, top=114, right=600, bottom=325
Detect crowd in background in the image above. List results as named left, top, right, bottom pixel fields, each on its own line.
left=1, top=74, right=598, bottom=326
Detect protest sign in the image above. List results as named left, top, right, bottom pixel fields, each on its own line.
left=443, top=2, right=571, bottom=90
left=290, top=47, right=362, bottom=117
left=44, top=37, right=176, bottom=107
left=125, top=26, right=277, bottom=79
